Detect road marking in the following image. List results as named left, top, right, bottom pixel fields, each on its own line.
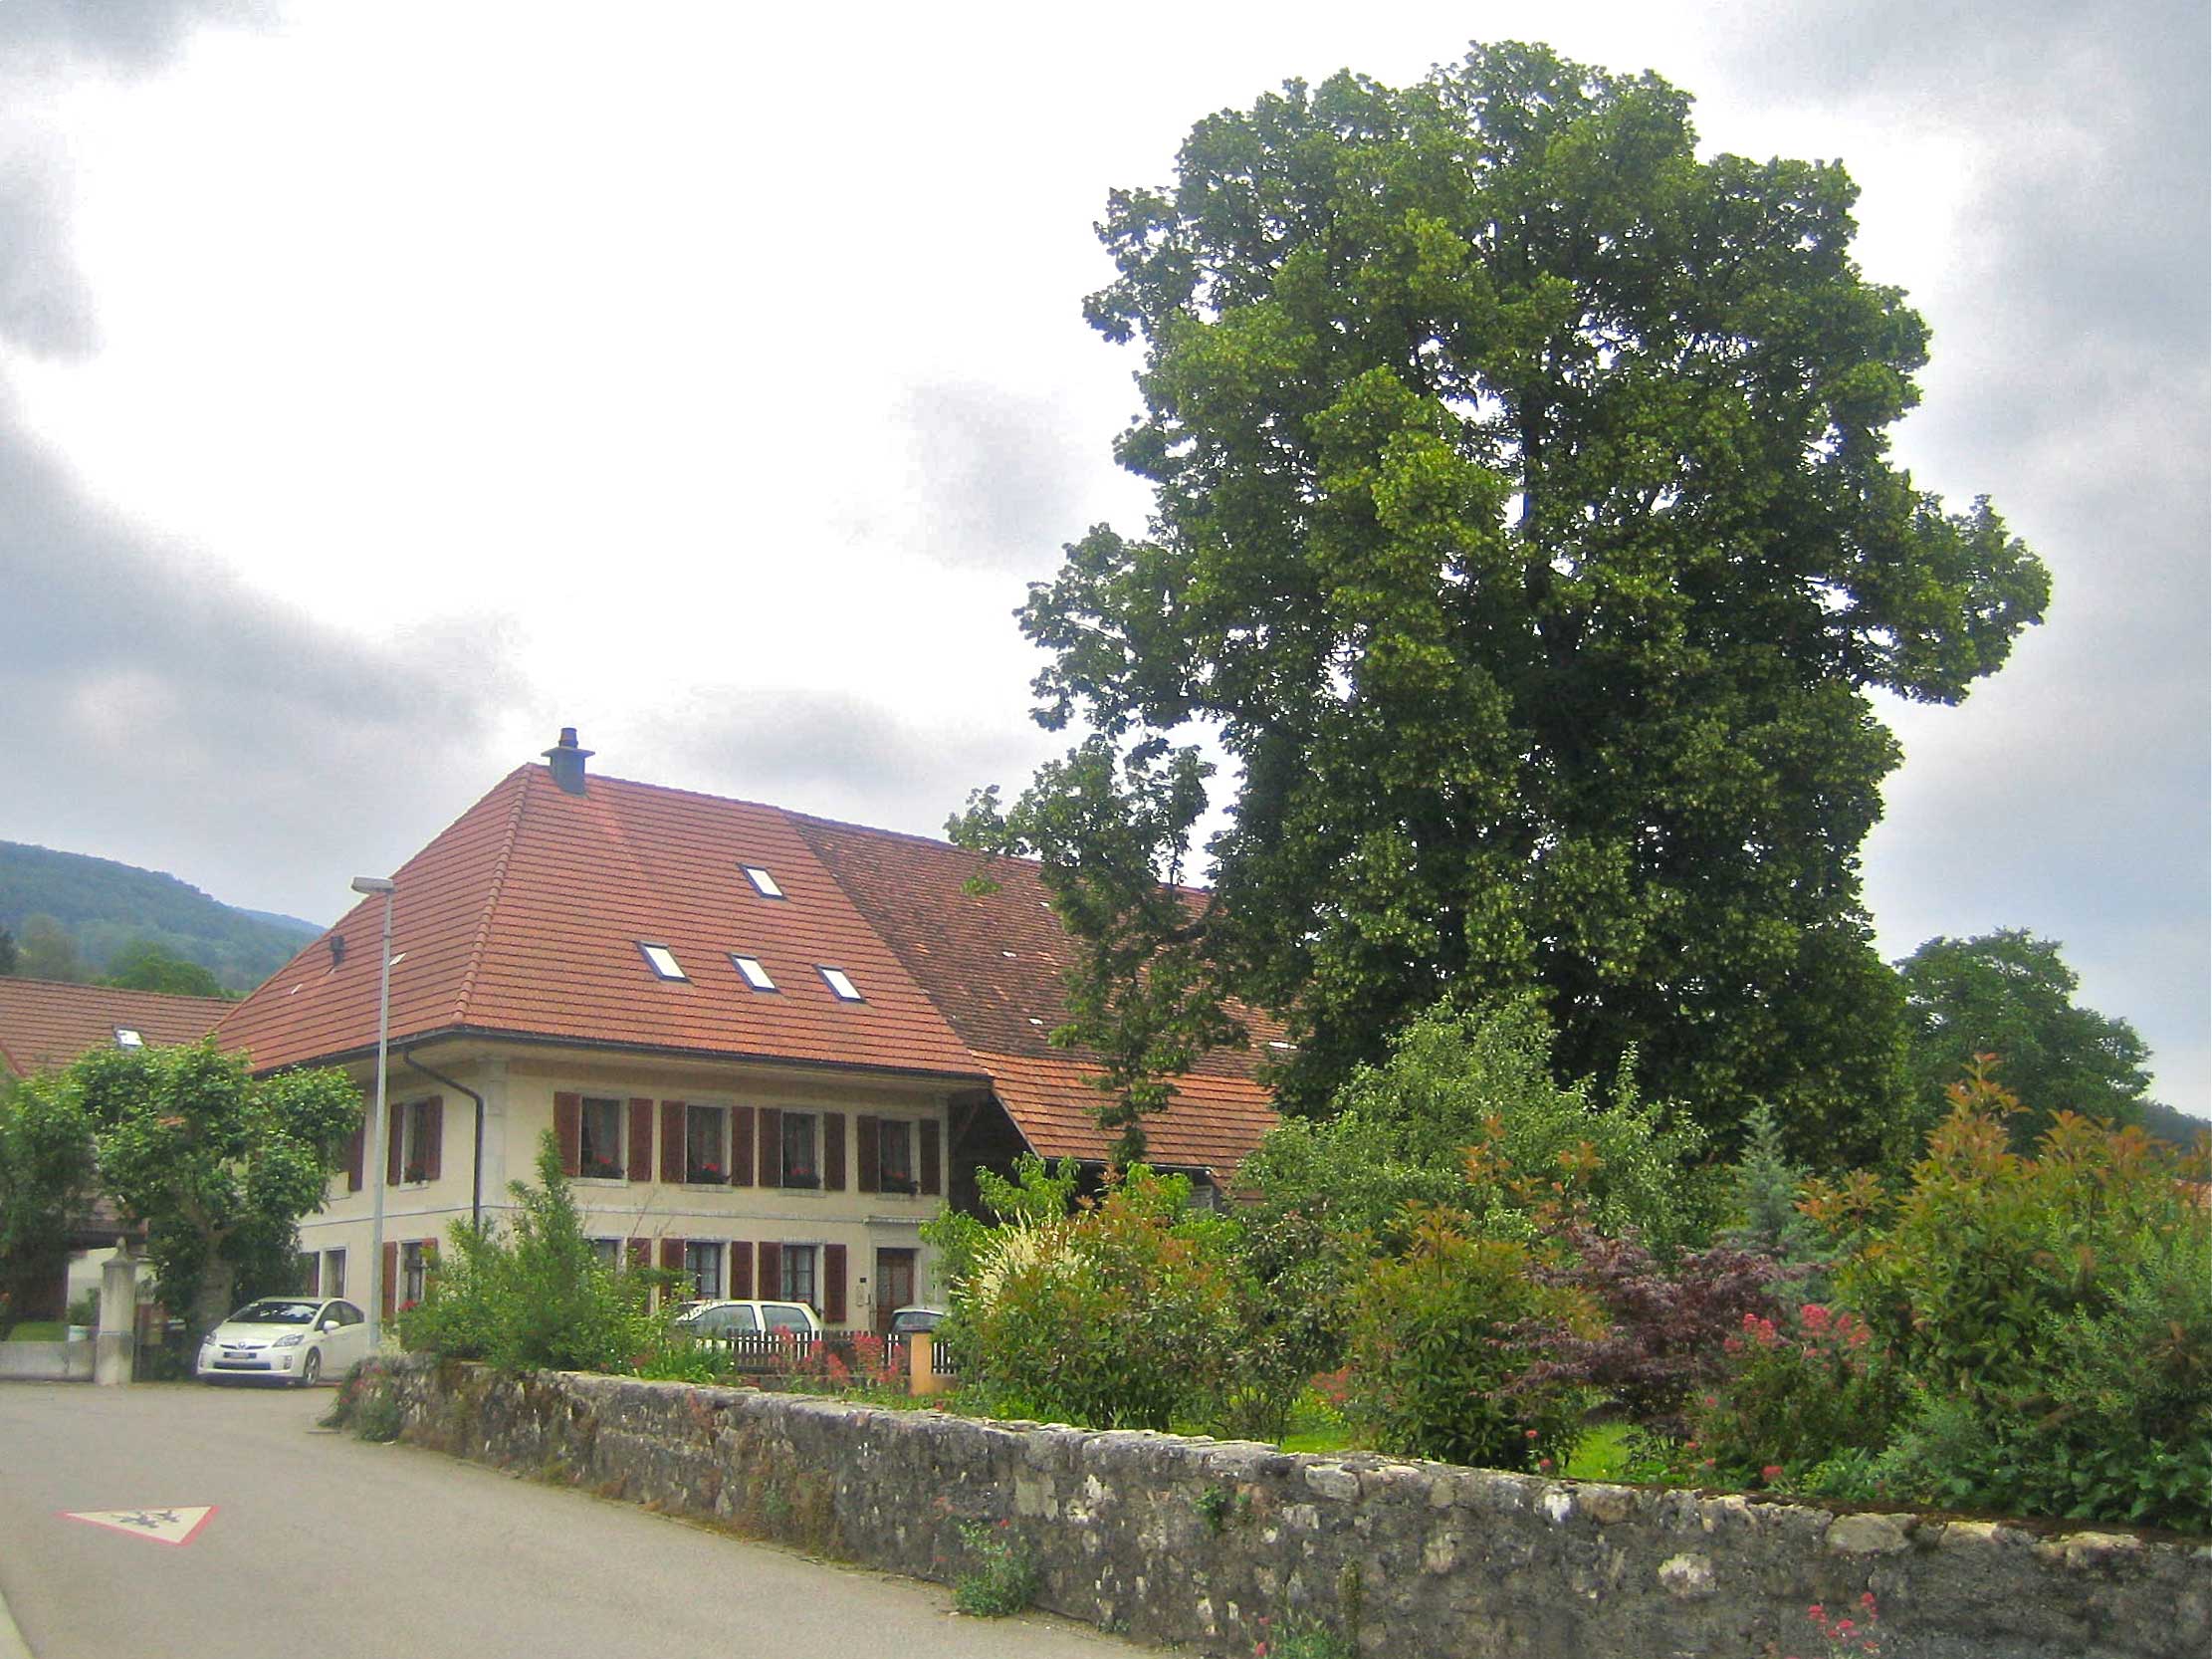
left=61, top=1507, right=217, bottom=1546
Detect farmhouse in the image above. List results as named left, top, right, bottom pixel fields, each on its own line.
left=214, top=731, right=1278, bottom=1329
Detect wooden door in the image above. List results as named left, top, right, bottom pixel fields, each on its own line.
left=873, top=1248, right=917, bottom=1334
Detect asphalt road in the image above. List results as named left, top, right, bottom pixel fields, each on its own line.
left=0, top=1380, right=1149, bottom=1659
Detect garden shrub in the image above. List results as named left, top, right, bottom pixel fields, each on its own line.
left=957, top=1166, right=1237, bottom=1430
left=1779, top=1063, right=2212, bottom=1529
left=1343, top=1208, right=1586, bottom=1469
left=1241, top=998, right=1719, bottom=1257
left=1821, top=1060, right=2200, bottom=1397
left=1216, top=1206, right=1349, bottom=1442
left=1681, top=1303, right=1904, bottom=1488
left=1851, top=1215, right=2212, bottom=1530
left=398, top=1132, right=663, bottom=1375
left=1513, top=1222, right=1791, bottom=1436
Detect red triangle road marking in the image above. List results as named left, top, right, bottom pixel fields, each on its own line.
left=61, top=1507, right=217, bottom=1546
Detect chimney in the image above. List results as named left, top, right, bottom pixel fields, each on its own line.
left=543, top=726, right=594, bottom=795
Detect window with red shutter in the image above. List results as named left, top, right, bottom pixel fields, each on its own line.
left=823, top=1243, right=848, bottom=1325
left=731, top=1105, right=756, bottom=1186
left=758, top=1106, right=782, bottom=1187
left=729, top=1240, right=754, bottom=1300
left=856, top=1116, right=880, bottom=1194
left=919, top=1118, right=942, bottom=1196
left=630, top=1098, right=656, bottom=1182
left=660, top=1100, right=685, bottom=1184
left=420, top=1096, right=444, bottom=1182
left=346, top=1124, right=364, bottom=1193
left=757, top=1241, right=782, bottom=1302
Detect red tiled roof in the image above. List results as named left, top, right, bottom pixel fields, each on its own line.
left=216, top=767, right=986, bottom=1082
left=794, top=816, right=1282, bottom=1172
left=217, top=755, right=1281, bottom=1177
left=0, top=979, right=229, bottom=1078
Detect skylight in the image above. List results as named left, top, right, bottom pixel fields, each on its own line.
left=638, top=943, right=688, bottom=981
left=742, top=865, right=785, bottom=899
left=817, top=966, right=864, bottom=1003
left=731, top=954, right=777, bottom=992
left=112, top=1027, right=143, bottom=1049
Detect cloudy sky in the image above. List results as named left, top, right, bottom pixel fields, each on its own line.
left=1, top=0, right=2203, bottom=1113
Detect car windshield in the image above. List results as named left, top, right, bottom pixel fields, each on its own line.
left=230, top=1300, right=320, bottom=1325
left=890, top=1310, right=940, bottom=1333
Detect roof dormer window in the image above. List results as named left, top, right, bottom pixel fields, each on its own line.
left=742, top=865, right=785, bottom=899
left=638, top=943, right=688, bottom=981
left=731, top=954, right=777, bottom=992
left=113, top=1027, right=144, bottom=1050
left=817, top=966, right=864, bottom=1003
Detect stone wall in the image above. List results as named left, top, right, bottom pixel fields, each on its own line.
left=0, top=1338, right=92, bottom=1381
left=372, top=1358, right=2209, bottom=1659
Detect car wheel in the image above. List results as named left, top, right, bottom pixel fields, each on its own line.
left=298, top=1348, right=323, bottom=1388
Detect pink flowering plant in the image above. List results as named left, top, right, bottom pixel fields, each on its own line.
left=1786, top=1591, right=1882, bottom=1658
left=1681, top=1302, right=1902, bottom=1489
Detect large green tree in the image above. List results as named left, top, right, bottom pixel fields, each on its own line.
left=100, top=940, right=226, bottom=999
left=959, top=43, right=2047, bottom=1162
left=0, top=1076, right=101, bottom=1333
left=69, top=1042, right=360, bottom=1337
left=1896, top=930, right=2158, bottom=1142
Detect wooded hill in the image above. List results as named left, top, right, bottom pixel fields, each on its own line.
left=0, top=841, right=321, bottom=994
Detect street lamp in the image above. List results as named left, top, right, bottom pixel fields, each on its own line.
left=351, top=874, right=396, bottom=1352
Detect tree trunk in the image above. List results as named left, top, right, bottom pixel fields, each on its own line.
left=190, top=1261, right=237, bottom=1344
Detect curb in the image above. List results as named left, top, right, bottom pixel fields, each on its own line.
left=0, top=1580, right=30, bottom=1659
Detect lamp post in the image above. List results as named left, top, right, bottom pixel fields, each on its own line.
left=351, top=874, right=396, bottom=1352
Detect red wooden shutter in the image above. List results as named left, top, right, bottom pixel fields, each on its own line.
left=919, top=1118, right=942, bottom=1196
left=345, top=1123, right=364, bottom=1193
left=757, top=1241, right=782, bottom=1301
left=553, top=1092, right=582, bottom=1177
left=823, top=1243, right=848, bottom=1325
left=627, top=1238, right=649, bottom=1268
left=729, top=1240, right=754, bottom=1300
left=630, top=1098, right=656, bottom=1183
left=660, top=1237, right=685, bottom=1273
left=659, top=1100, right=685, bottom=1183
left=758, top=1106, right=782, bottom=1188
left=386, top=1103, right=405, bottom=1186
left=823, top=1112, right=846, bottom=1192
left=421, top=1097, right=444, bottom=1182
left=381, top=1242, right=398, bottom=1322
left=856, top=1116, right=880, bottom=1194
left=731, top=1105, right=756, bottom=1186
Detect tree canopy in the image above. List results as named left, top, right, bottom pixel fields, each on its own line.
left=0, top=1076, right=101, bottom=1333
left=67, top=1041, right=360, bottom=1335
left=1896, top=930, right=2157, bottom=1142
left=100, top=940, right=227, bottom=998
left=958, top=42, right=2047, bottom=1160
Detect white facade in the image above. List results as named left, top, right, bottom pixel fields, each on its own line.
left=297, top=1038, right=953, bottom=1332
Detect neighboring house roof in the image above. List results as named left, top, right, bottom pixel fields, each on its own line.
left=795, top=816, right=1283, bottom=1172
left=215, top=742, right=1282, bottom=1179
left=0, top=978, right=229, bottom=1079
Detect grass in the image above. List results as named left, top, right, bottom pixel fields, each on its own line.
left=1565, top=1422, right=1636, bottom=1481
left=2, top=1321, right=68, bottom=1341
